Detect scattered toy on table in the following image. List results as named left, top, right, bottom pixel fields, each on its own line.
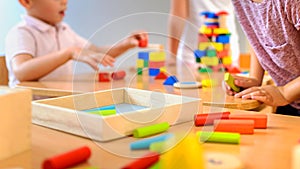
left=133, top=122, right=170, bottom=138
left=197, top=131, right=240, bottom=144
left=42, top=146, right=91, bottom=169
left=130, top=133, right=174, bottom=150
left=163, top=76, right=178, bottom=86
left=173, top=81, right=202, bottom=89
left=121, top=152, right=160, bottom=169
left=98, top=70, right=126, bottom=82
left=214, top=119, right=254, bottom=134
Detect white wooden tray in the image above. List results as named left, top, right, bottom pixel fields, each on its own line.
left=32, top=88, right=201, bottom=141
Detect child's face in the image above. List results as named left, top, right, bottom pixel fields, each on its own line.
left=27, top=0, right=68, bottom=26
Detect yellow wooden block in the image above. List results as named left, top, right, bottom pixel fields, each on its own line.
left=201, top=79, right=218, bottom=87
left=222, top=56, right=232, bottom=65
left=199, top=42, right=211, bottom=50
left=199, top=26, right=212, bottom=35
left=136, top=59, right=144, bottom=68
left=160, top=66, right=167, bottom=73
left=149, top=52, right=166, bottom=62
left=212, top=42, right=224, bottom=52
left=201, top=57, right=219, bottom=66
left=213, top=28, right=230, bottom=35
left=0, top=86, right=31, bottom=160
left=161, top=134, right=204, bottom=169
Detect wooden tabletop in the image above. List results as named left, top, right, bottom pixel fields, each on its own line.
left=0, top=106, right=299, bottom=169
left=17, top=65, right=261, bottom=110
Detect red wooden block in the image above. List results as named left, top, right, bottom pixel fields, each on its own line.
left=155, top=72, right=168, bottom=80
left=214, top=119, right=254, bottom=134
left=99, top=72, right=110, bottom=82
left=227, top=66, right=241, bottom=74
left=121, top=152, right=159, bottom=169
left=43, top=146, right=91, bottom=169
left=139, top=39, right=148, bottom=48
left=229, top=114, right=268, bottom=129
left=149, top=61, right=165, bottom=68
left=111, top=70, right=126, bottom=80
left=217, top=50, right=229, bottom=58
left=194, top=112, right=230, bottom=126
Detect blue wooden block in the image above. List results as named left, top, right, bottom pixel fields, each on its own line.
left=138, top=51, right=149, bottom=60
left=204, top=22, right=219, bottom=27
left=130, top=133, right=173, bottom=150
left=163, top=76, right=179, bottom=85
left=149, top=68, right=160, bottom=76
left=194, top=50, right=206, bottom=58
left=216, top=35, right=230, bottom=43
left=200, top=11, right=218, bottom=19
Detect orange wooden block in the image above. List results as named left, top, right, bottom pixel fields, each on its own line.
left=214, top=119, right=254, bottom=134
left=194, top=112, right=230, bottom=126
left=229, top=114, right=267, bottom=129
left=239, top=53, right=250, bottom=70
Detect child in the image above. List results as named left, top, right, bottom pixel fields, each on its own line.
left=5, top=0, right=147, bottom=87
left=224, top=0, right=300, bottom=115
left=168, top=0, right=240, bottom=66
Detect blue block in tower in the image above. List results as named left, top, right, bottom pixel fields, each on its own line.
left=204, top=22, right=219, bottom=27
left=216, top=35, right=230, bottom=43
left=194, top=50, right=206, bottom=58
left=163, top=76, right=179, bottom=85
left=138, top=51, right=149, bottom=60
left=149, top=68, right=160, bottom=76
left=201, top=11, right=218, bottom=19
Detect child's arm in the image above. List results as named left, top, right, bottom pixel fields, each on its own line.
left=88, top=31, right=148, bottom=58
left=12, top=47, right=114, bottom=81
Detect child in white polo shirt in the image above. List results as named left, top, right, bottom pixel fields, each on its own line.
left=5, top=0, right=147, bottom=87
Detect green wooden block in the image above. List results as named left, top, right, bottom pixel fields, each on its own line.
left=133, top=122, right=170, bottom=138
left=197, top=131, right=240, bottom=144
left=199, top=67, right=213, bottom=73
left=206, top=49, right=217, bottom=57
left=224, top=73, right=240, bottom=92
left=144, top=60, right=149, bottom=67
left=137, top=68, right=143, bottom=75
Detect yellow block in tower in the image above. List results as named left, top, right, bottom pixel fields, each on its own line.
left=149, top=52, right=166, bottom=62
left=199, top=42, right=212, bottom=50
left=201, top=56, right=219, bottom=66
left=213, top=28, right=230, bottom=35
left=222, top=56, right=232, bottom=65
left=212, top=42, right=224, bottom=51
left=136, top=59, right=144, bottom=68
left=199, top=26, right=212, bottom=35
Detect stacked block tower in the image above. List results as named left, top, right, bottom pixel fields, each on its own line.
left=194, top=11, right=235, bottom=74
left=136, top=45, right=168, bottom=80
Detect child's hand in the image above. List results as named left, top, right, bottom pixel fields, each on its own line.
left=234, top=85, right=289, bottom=107
left=69, top=47, right=115, bottom=70
left=124, top=31, right=148, bottom=48
left=223, top=74, right=260, bottom=96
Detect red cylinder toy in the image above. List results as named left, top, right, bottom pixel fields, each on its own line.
left=42, top=146, right=91, bottom=169
left=111, top=70, right=126, bottom=80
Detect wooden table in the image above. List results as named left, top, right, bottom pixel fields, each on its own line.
left=0, top=106, right=299, bottom=169
left=17, top=65, right=260, bottom=110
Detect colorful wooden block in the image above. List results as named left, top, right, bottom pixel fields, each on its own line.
left=43, top=146, right=91, bottom=169
left=155, top=72, right=168, bottom=80
left=201, top=79, right=218, bottom=87
left=216, top=35, right=230, bottom=43
left=149, top=52, right=166, bottom=62
left=137, top=68, right=143, bottom=75
left=199, top=42, right=211, bottom=50
left=199, top=26, right=212, bottom=35
left=130, top=133, right=173, bottom=150
left=197, top=131, right=240, bottom=144
left=201, top=57, right=219, bottom=66
left=217, top=50, right=230, bottom=58
left=121, top=152, right=160, bottom=169
left=222, top=56, right=232, bottom=65
left=227, top=66, right=241, bottom=74
left=138, top=51, right=149, bottom=60
left=194, top=112, right=230, bottom=126
left=163, top=76, right=179, bottom=85
left=206, top=49, right=217, bottom=57
left=214, top=119, right=254, bottom=134
left=160, top=66, right=167, bottom=73
left=229, top=114, right=268, bottom=129
left=149, top=61, right=165, bottom=68
left=0, top=87, right=31, bottom=160
left=194, top=50, right=206, bottom=58
left=111, top=70, right=126, bottom=80
left=212, top=42, right=224, bottom=51
left=224, top=73, right=240, bottom=92
left=224, top=43, right=231, bottom=50
left=136, top=59, right=144, bottom=68
left=133, top=122, right=170, bottom=138
left=199, top=67, right=213, bottom=73
left=199, top=34, right=209, bottom=42
left=149, top=68, right=160, bottom=76
left=99, top=72, right=110, bottom=82
left=213, top=28, right=230, bottom=35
